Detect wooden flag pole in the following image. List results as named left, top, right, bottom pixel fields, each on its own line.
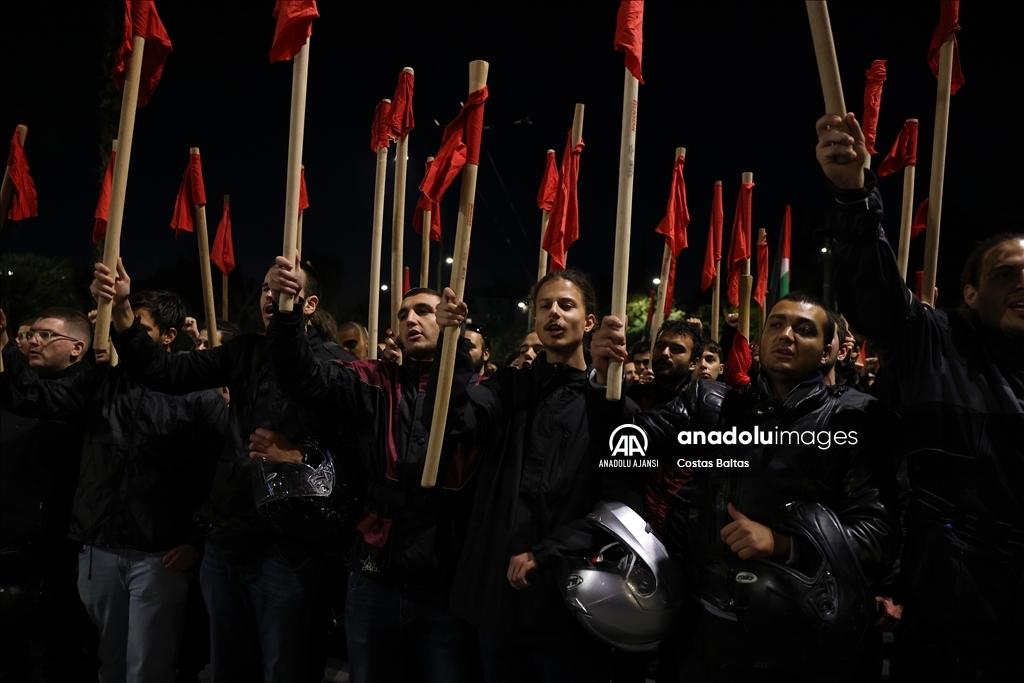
left=0, top=125, right=28, bottom=232
left=94, top=35, right=145, bottom=360
left=739, top=172, right=754, bottom=339
left=921, top=39, right=954, bottom=308
left=420, top=155, right=434, bottom=288
left=422, top=60, right=489, bottom=489
left=606, top=68, right=641, bottom=401
left=391, top=67, right=414, bottom=329
left=651, top=147, right=685, bottom=340
left=367, top=98, right=391, bottom=360
left=805, top=1, right=850, bottom=136
left=221, top=194, right=230, bottom=321
left=711, top=180, right=723, bottom=342
left=278, top=38, right=310, bottom=313
left=895, top=119, right=918, bottom=280
left=190, top=148, right=219, bottom=348
left=538, top=148, right=555, bottom=281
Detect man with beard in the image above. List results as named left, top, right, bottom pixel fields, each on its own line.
left=463, top=324, right=491, bottom=377
left=628, top=319, right=702, bottom=411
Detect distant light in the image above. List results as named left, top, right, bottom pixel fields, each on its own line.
left=652, top=278, right=661, bottom=285
left=381, top=284, right=389, bottom=291
left=6, top=271, right=12, bottom=276
left=517, top=302, right=527, bottom=310
left=821, top=247, right=828, bottom=253
left=445, top=257, right=454, bottom=264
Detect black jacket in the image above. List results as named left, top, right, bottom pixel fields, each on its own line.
left=110, top=318, right=342, bottom=563
left=265, top=306, right=480, bottom=595
left=0, top=346, right=226, bottom=552
left=446, top=353, right=608, bottom=641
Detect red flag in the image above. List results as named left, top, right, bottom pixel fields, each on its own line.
left=170, top=153, right=206, bottom=236
left=420, top=87, right=489, bottom=204
left=726, top=182, right=754, bottom=307
left=93, top=148, right=116, bottom=242
left=388, top=70, right=415, bottom=140
left=663, top=261, right=677, bottom=317
left=402, top=267, right=411, bottom=295
left=754, top=232, right=769, bottom=309
left=210, top=204, right=235, bottom=275
left=5, top=129, right=38, bottom=222
left=724, top=331, right=752, bottom=388
left=542, top=131, right=585, bottom=271
left=536, top=150, right=559, bottom=211
left=370, top=100, right=392, bottom=153
left=113, top=0, right=173, bottom=108
left=912, top=198, right=929, bottom=238
left=701, top=183, right=724, bottom=291
left=878, top=120, right=919, bottom=177
left=862, top=59, right=887, bottom=155
left=413, top=158, right=441, bottom=242
left=269, top=0, right=318, bottom=63
left=299, top=167, right=309, bottom=213
left=929, top=0, right=964, bottom=95
left=655, top=154, right=690, bottom=259
left=914, top=271, right=924, bottom=300
left=613, top=1, right=644, bottom=84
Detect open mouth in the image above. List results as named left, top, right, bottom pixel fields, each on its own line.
left=772, top=347, right=794, bottom=359
left=406, top=331, right=423, bottom=342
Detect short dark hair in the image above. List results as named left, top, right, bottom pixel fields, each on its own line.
left=776, top=292, right=835, bottom=344
left=834, top=313, right=849, bottom=344
left=35, top=307, right=92, bottom=351
left=529, top=268, right=598, bottom=318
left=631, top=341, right=651, bottom=357
left=200, top=319, right=241, bottom=344
left=300, top=261, right=323, bottom=301
left=129, top=290, right=186, bottom=335
left=958, top=233, right=1024, bottom=323
left=338, top=320, right=368, bottom=340
left=656, top=319, right=703, bottom=360
left=18, top=317, right=38, bottom=329
left=402, top=287, right=443, bottom=302
left=310, top=308, right=339, bottom=344
left=703, top=340, right=723, bottom=363
left=465, top=323, right=490, bottom=350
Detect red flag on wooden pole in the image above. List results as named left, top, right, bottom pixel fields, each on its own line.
left=613, top=0, right=644, bottom=84
left=114, top=0, right=173, bottom=107
left=170, top=152, right=206, bottom=235
left=655, top=152, right=690, bottom=317
left=4, top=127, right=38, bottom=222
left=543, top=114, right=585, bottom=272
left=413, top=158, right=441, bottom=242
left=754, top=230, right=769, bottom=310
left=879, top=119, right=919, bottom=177
left=862, top=59, right=887, bottom=156
left=211, top=202, right=235, bottom=275
left=929, top=0, right=964, bottom=95
left=370, top=100, right=392, bottom=154
left=299, top=166, right=309, bottom=213
left=269, top=0, right=319, bottom=63
left=537, top=150, right=559, bottom=211
left=402, top=267, right=411, bottom=296
left=724, top=331, right=752, bottom=388
left=912, top=198, right=929, bottom=238
left=93, top=145, right=117, bottom=242
left=726, top=181, right=754, bottom=307
left=701, top=182, right=724, bottom=291
left=420, top=88, right=489, bottom=205
left=388, top=69, right=415, bottom=140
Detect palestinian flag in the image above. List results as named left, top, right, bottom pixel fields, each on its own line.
left=767, top=205, right=792, bottom=311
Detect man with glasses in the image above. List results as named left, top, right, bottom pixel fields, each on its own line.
left=14, top=317, right=37, bottom=357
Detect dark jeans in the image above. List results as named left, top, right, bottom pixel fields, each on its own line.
left=344, top=573, right=478, bottom=683
left=200, top=546, right=322, bottom=683
left=477, top=627, right=612, bottom=683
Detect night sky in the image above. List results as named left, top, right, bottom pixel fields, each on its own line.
left=0, top=1, right=1017, bottom=330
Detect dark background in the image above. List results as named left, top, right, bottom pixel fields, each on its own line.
left=1, top=1, right=1017, bottom=355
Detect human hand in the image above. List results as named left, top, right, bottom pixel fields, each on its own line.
left=589, top=316, right=628, bottom=386
left=183, top=317, right=200, bottom=343
left=435, top=287, right=468, bottom=329
left=720, top=503, right=790, bottom=559
left=639, top=368, right=655, bottom=385
left=268, top=254, right=303, bottom=300
left=248, top=428, right=304, bottom=465
left=382, top=329, right=402, bottom=364
left=686, top=317, right=703, bottom=333
left=162, top=544, right=200, bottom=572
left=92, top=258, right=131, bottom=306
left=725, top=313, right=739, bottom=329
left=815, top=113, right=868, bottom=190
left=874, top=596, right=903, bottom=632
left=507, top=551, right=538, bottom=590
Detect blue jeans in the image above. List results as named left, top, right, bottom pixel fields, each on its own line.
left=477, top=627, right=611, bottom=683
left=344, top=573, right=478, bottom=683
left=200, top=546, right=321, bottom=683
left=77, top=545, right=189, bottom=683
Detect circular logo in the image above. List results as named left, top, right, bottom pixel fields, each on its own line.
left=608, top=424, right=649, bottom=457
left=566, top=574, right=584, bottom=590
left=735, top=572, right=758, bottom=584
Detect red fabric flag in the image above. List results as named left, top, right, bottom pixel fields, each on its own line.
left=92, top=148, right=116, bottom=242
left=299, top=167, right=309, bottom=214
left=269, top=0, right=318, bottom=63
left=655, top=154, right=690, bottom=259
left=536, top=150, right=559, bottom=211
left=929, top=0, right=964, bottom=95
left=542, top=131, right=585, bottom=271
left=912, top=198, right=929, bottom=238
left=862, top=59, right=887, bottom=155
left=420, top=87, right=489, bottom=204
left=210, top=204, right=235, bottom=275
left=914, top=271, right=924, bottom=300
left=613, top=1, right=644, bottom=84
left=170, top=153, right=206, bottom=236
left=754, top=232, right=769, bottom=309
left=388, top=70, right=415, bottom=140
left=725, top=182, right=754, bottom=307
left=724, top=331, right=752, bottom=388
left=878, top=120, right=919, bottom=177
left=113, top=0, right=173, bottom=108
left=701, top=183, right=724, bottom=291
left=413, top=158, right=441, bottom=242
left=663, top=261, right=677, bottom=317
left=402, top=267, right=411, bottom=295
left=370, top=100, right=392, bottom=153
left=6, top=129, right=38, bottom=222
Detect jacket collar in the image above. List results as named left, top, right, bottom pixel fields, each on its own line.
left=752, top=372, right=827, bottom=413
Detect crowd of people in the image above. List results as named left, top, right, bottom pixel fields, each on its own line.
left=1, top=114, right=1021, bottom=683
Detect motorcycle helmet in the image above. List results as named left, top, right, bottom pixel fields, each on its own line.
left=559, top=500, right=684, bottom=651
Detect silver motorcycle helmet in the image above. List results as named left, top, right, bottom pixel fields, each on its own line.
left=559, top=501, right=684, bottom=651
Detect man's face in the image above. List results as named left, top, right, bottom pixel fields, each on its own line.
left=398, top=293, right=441, bottom=360
left=463, top=330, right=490, bottom=373
left=135, top=308, right=176, bottom=350
left=197, top=329, right=212, bottom=351
left=16, top=324, right=33, bottom=356
left=652, top=332, right=695, bottom=386
left=826, top=327, right=842, bottom=373
left=517, top=332, right=545, bottom=369
left=534, top=279, right=596, bottom=355
left=633, top=352, right=651, bottom=373
left=692, top=351, right=723, bottom=382
left=338, top=327, right=368, bottom=360
left=760, top=300, right=831, bottom=387
left=623, top=362, right=638, bottom=383
left=26, top=318, right=84, bottom=373
left=261, top=268, right=314, bottom=329
left=965, top=238, right=1024, bottom=340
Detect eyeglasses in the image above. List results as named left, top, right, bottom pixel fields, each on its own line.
left=25, top=329, right=80, bottom=344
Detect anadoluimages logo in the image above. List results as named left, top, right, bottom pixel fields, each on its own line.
left=608, top=424, right=649, bottom=458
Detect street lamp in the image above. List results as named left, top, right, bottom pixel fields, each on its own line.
left=381, top=284, right=389, bottom=291
left=652, top=278, right=661, bottom=285
left=445, top=256, right=454, bottom=265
